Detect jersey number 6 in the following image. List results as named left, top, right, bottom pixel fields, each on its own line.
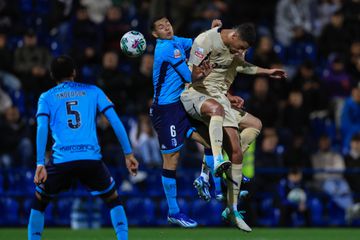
left=66, top=101, right=81, bottom=129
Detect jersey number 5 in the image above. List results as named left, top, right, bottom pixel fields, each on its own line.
left=66, top=101, right=81, bottom=129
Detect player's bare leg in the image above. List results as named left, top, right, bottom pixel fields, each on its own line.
left=222, top=127, right=252, bottom=232
left=200, top=99, right=231, bottom=176
left=238, top=113, right=262, bottom=153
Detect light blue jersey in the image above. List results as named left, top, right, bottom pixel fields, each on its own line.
left=152, top=36, right=193, bottom=105
left=36, top=81, right=131, bottom=164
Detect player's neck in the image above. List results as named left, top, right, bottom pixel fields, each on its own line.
left=57, top=79, right=74, bottom=84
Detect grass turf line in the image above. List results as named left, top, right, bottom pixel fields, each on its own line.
left=1, top=228, right=359, bottom=240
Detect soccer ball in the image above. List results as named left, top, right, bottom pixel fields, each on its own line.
left=287, top=188, right=307, bottom=204
left=120, top=31, right=146, bottom=57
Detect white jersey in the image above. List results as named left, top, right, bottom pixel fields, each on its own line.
left=188, top=27, right=257, bottom=96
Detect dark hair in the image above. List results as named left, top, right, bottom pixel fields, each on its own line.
left=150, top=16, right=168, bottom=32
left=234, top=23, right=256, bottom=47
left=50, top=55, right=76, bottom=81
left=351, top=133, right=360, bottom=142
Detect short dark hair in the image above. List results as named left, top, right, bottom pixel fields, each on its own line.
left=50, top=55, right=75, bottom=81
left=234, top=23, right=256, bottom=47
left=150, top=16, right=168, bottom=32
left=351, top=133, right=360, bottom=142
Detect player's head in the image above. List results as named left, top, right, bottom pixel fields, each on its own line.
left=151, top=16, right=174, bottom=40
left=50, top=55, right=76, bottom=82
left=228, top=23, right=256, bottom=55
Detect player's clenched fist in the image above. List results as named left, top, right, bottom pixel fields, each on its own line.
left=125, top=153, right=139, bottom=176
left=34, top=165, right=47, bottom=184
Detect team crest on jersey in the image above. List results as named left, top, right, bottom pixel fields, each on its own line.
left=195, top=47, right=204, bottom=59
left=174, top=49, right=181, bottom=58
left=171, top=138, right=177, bottom=147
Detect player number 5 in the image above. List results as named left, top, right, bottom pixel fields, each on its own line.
left=66, top=101, right=81, bottom=129
left=170, top=125, right=176, bottom=137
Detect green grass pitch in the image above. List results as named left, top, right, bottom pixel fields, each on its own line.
left=1, top=228, right=359, bottom=240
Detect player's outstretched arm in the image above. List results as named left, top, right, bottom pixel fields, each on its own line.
left=34, top=115, right=49, bottom=184
left=103, top=107, right=139, bottom=176
left=236, top=57, right=287, bottom=79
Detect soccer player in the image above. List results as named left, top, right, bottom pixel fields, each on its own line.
left=28, top=56, right=139, bottom=240
left=150, top=16, right=228, bottom=227
left=181, top=23, right=286, bottom=231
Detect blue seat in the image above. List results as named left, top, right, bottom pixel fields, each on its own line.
left=309, top=197, right=326, bottom=226
left=190, top=199, right=222, bottom=226
left=256, top=197, right=279, bottom=227
left=55, top=198, right=73, bottom=225
left=1, top=197, right=19, bottom=224
left=126, top=198, right=155, bottom=226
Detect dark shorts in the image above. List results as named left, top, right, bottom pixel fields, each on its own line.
left=35, top=160, right=115, bottom=198
left=149, top=101, right=195, bottom=154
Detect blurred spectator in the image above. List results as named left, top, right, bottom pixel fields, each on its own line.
left=252, top=35, right=281, bottom=68
left=72, top=6, right=102, bottom=67
left=311, top=135, right=354, bottom=211
left=347, top=41, right=360, bottom=84
left=292, top=61, right=328, bottom=113
left=0, top=87, right=12, bottom=114
left=14, top=30, right=51, bottom=93
left=189, top=3, right=221, bottom=37
left=80, top=0, right=112, bottom=24
left=131, top=54, right=154, bottom=114
left=277, top=168, right=311, bottom=227
left=344, top=133, right=360, bottom=198
left=149, top=0, right=195, bottom=35
left=283, top=133, right=311, bottom=172
left=341, top=0, right=360, bottom=41
left=129, top=114, right=162, bottom=168
left=97, top=51, right=131, bottom=114
left=318, top=10, right=351, bottom=59
left=322, top=54, right=352, bottom=98
left=275, top=0, right=313, bottom=46
left=0, top=32, right=21, bottom=92
left=282, top=90, right=309, bottom=134
left=0, top=0, right=21, bottom=34
left=246, top=77, right=279, bottom=128
left=314, top=0, right=342, bottom=36
left=103, top=6, right=130, bottom=51
left=340, top=86, right=360, bottom=152
left=268, top=61, right=289, bottom=104
left=97, top=114, right=124, bottom=167
left=0, top=106, right=33, bottom=167
left=255, top=129, right=283, bottom=191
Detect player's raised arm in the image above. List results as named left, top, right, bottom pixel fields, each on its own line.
left=97, top=88, right=139, bottom=176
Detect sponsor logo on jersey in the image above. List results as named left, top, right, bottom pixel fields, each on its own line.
left=161, top=144, right=167, bottom=149
left=195, top=47, right=204, bottom=59
left=174, top=49, right=181, bottom=58
left=59, top=144, right=95, bottom=152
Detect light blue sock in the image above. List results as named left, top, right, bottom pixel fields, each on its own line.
left=110, top=205, right=128, bottom=240
left=204, top=151, right=222, bottom=194
left=28, top=209, right=44, bottom=240
left=161, top=172, right=179, bottom=215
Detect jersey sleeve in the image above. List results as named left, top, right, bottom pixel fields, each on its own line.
left=178, top=37, right=193, bottom=52
left=188, top=33, right=212, bottom=67
left=162, top=43, right=192, bottom=83
left=96, top=87, right=115, bottom=113
left=36, top=93, right=50, bottom=118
